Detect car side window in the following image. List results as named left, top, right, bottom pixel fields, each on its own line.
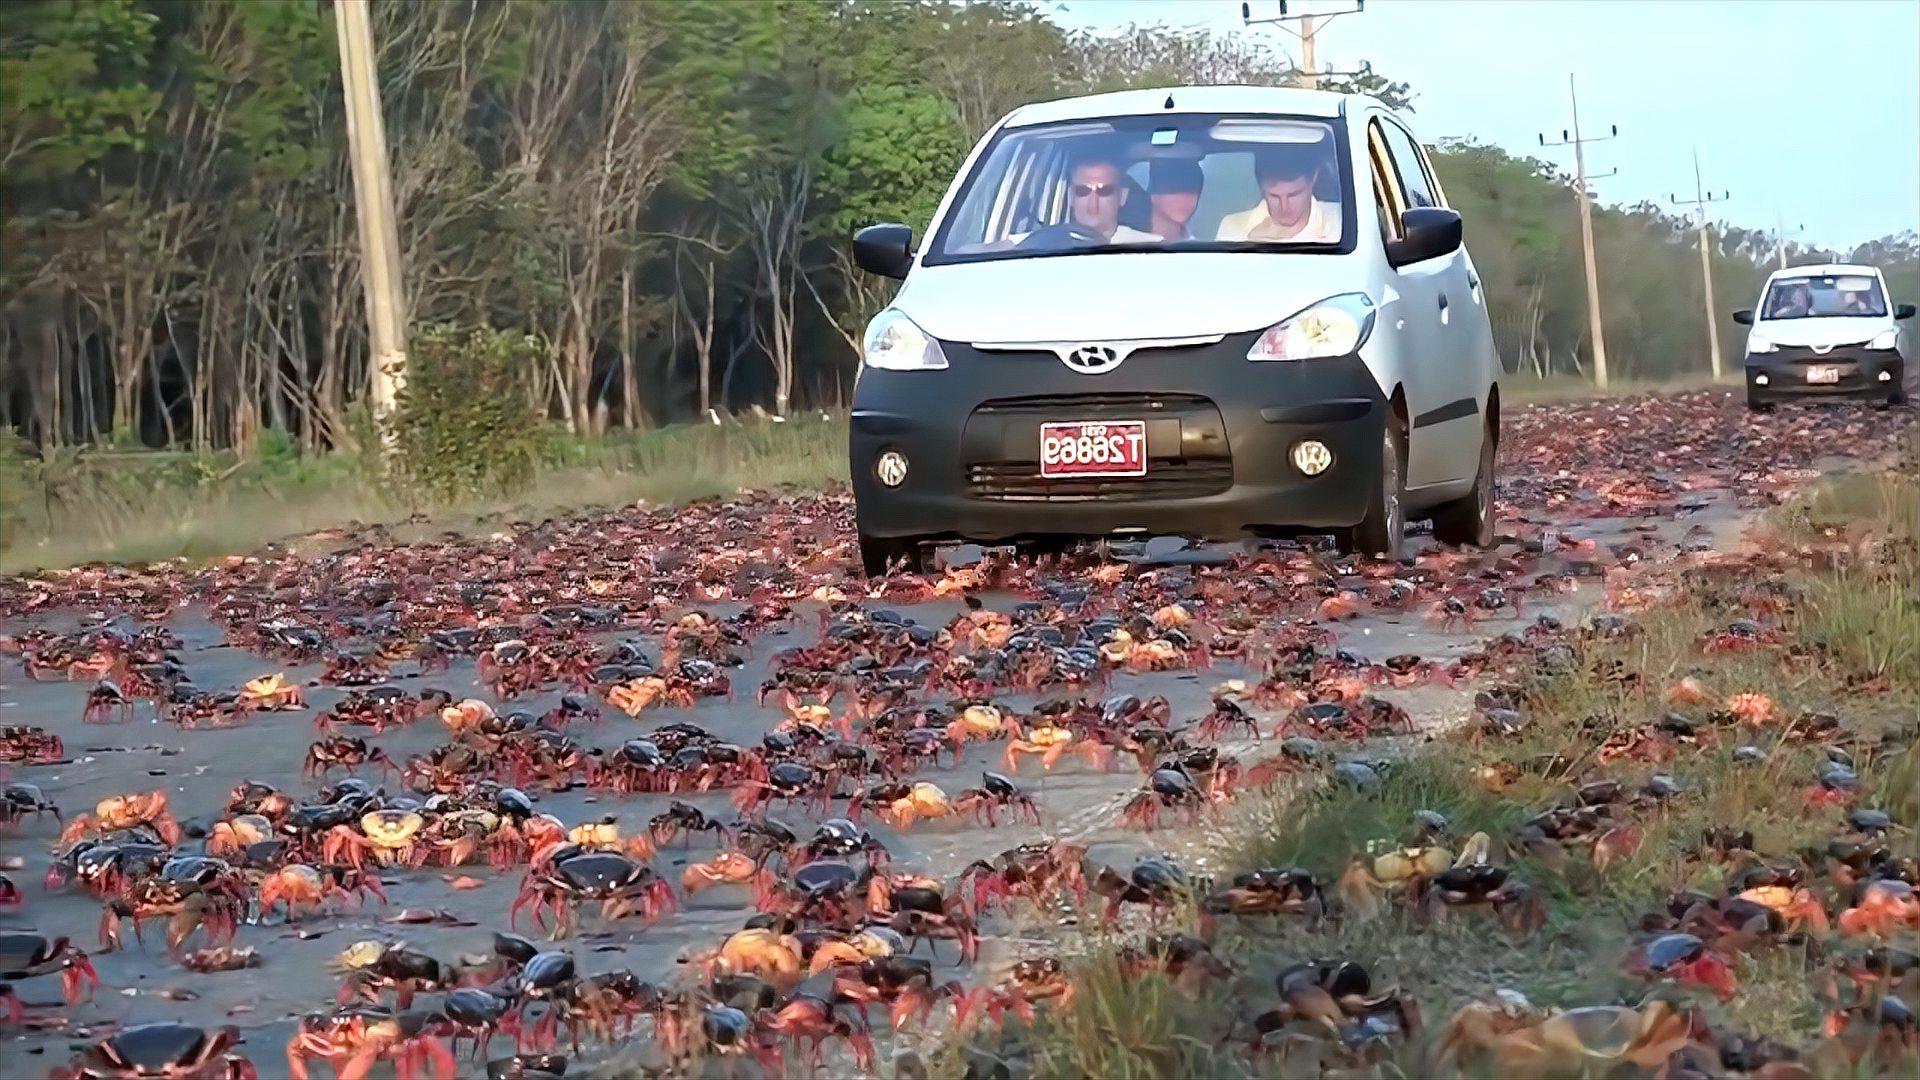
left=1367, top=121, right=1404, bottom=243
left=1378, top=120, right=1440, bottom=210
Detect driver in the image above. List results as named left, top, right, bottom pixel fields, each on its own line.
left=1771, top=281, right=1812, bottom=318
left=1215, top=143, right=1339, bottom=242
left=1062, top=156, right=1160, bottom=244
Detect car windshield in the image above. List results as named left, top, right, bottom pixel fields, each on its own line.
left=927, top=113, right=1349, bottom=264
left=1761, top=274, right=1888, bottom=319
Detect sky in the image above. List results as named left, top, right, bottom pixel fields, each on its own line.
left=1044, top=0, right=1920, bottom=250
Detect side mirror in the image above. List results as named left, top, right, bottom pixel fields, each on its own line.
left=1732, top=309, right=1754, bottom=325
left=853, top=223, right=914, bottom=279
left=1897, top=303, right=1916, bottom=320
left=1385, top=207, right=1462, bottom=267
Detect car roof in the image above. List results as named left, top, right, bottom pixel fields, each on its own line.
left=1767, top=263, right=1883, bottom=282
left=1001, top=85, right=1363, bottom=128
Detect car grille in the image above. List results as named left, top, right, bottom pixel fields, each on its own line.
left=966, top=459, right=1234, bottom=501
left=970, top=392, right=1215, bottom=415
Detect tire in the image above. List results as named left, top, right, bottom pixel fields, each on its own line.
left=858, top=532, right=929, bottom=577
left=1432, top=423, right=1496, bottom=548
left=1747, top=393, right=1774, bottom=413
left=1341, top=422, right=1406, bottom=561
left=1887, top=388, right=1908, bottom=407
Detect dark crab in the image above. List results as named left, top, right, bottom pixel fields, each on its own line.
left=0, top=932, right=100, bottom=1015
left=511, top=850, right=677, bottom=938
left=52, top=1022, right=255, bottom=1080
left=951, top=771, right=1042, bottom=827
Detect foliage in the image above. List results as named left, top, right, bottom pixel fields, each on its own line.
left=392, top=325, right=547, bottom=502
left=3, top=1, right=1908, bottom=455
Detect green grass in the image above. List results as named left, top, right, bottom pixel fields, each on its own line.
left=943, top=465, right=1918, bottom=1073
left=0, top=413, right=849, bottom=573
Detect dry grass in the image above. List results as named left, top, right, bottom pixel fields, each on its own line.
left=0, top=413, right=849, bottom=573
left=1501, top=370, right=1742, bottom=405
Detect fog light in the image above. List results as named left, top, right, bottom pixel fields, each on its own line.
left=1291, top=440, right=1333, bottom=476
left=1754, top=373, right=1769, bottom=386
left=875, top=450, right=909, bottom=487
left=1879, top=370, right=1893, bottom=382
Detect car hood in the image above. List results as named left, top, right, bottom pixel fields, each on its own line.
left=1752, top=316, right=1891, bottom=349
left=895, top=252, right=1371, bottom=343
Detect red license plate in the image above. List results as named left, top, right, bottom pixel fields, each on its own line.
left=1039, top=420, right=1148, bottom=478
left=1806, top=365, right=1841, bottom=384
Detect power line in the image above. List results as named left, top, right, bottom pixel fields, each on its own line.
left=1241, top=1, right=1366, bottom=90
left=1669, top=149, right=1732, bottom=381
left=1538, top=75, right=1619, bottom=389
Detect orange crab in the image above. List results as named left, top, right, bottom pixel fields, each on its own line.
left=61, top=791, right=182, bottom=847
left=1734, top=884, right=1831, bottom=936
left=933, top=566, right=987, bottom=597
left=1003, top=722, right=1111, bottom=773
left=239, top=673, right=307, bottom=712
left=1838, top=879, right=1920, bottom=939
left=703, top=927, right=805, bottom=989
left=954, top=608, right=1015, bottom=651
left=681, top=851, right=775, bottom=901
left=876, top=782, right=955, bottom=829
left=607, top=676, right=693, bottom=717
left=258, top=863, right=387, bottom=921
left=1725, top=692, right=1777, bottom=725
left=566, top=817, right=656, bottom=862
left=945, top=703, right=1013, bottom=746
left=1665, top=676, right=1712, bottom=707
left=437, top=698, right=495, bottom=736
left=206, top=814, right=274, bottom=859
left=325, top=810, right=428, bottom=869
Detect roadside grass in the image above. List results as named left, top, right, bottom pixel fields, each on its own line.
left=0, top=413, right=849, bottom=573
left=942, top=465, right=1917, bottom=1072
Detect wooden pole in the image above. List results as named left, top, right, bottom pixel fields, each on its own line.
left=334, top=0, right=408, bottom=459
left=1568, top=76, right=1610, bottom=388
left=1693, top=148, right=1722, bottom=380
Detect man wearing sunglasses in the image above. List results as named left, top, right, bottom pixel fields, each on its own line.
left=1061, top=157, right=1161, bottom=244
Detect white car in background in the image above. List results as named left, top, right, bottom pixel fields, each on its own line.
left=1733, top=263, right=1911, bottom=411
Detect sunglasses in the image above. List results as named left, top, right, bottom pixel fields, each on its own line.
left=1070, top=183, right=1121, bottom=198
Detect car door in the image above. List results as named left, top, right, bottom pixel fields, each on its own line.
left=1367, top=118, right=1451, bottom=488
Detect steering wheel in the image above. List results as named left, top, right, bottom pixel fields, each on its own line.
left=1017, top=223, right=1108, bottom=250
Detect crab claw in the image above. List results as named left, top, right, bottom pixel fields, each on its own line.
left=412, top=1034, right=458, bottom=1079
left=61, top=953, right=100, bottom=1004
left=646, top=878, right=679, bottom=921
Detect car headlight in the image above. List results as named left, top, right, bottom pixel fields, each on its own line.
left=1747, top=334, right=1777, bottom=354
left=862, top=309, right=948, bottom=371
left=1870, top=329, right=1900, bottom=350
left=1247, top=293, right=1377, bottom=361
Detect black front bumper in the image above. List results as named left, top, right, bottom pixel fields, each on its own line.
left=1746, top=346, right=1903, bottom=401
left=850, top=330, right=1388, bottom=542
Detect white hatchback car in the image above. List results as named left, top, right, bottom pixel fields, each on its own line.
left=1733, top=263, right=1912, bottom=411
left=847, top=86, right=1502, bottom=573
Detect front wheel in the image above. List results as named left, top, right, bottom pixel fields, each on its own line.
left=1340, top=423, right=1406, bottom=561
left=1747, top=393, right=1775, bottom=413
left=1432, top=424, right=1496, bottom=548
left=858, top=532, right=930, bottom=577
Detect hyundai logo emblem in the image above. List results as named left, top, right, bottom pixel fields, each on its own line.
left=1062, top=344, right=1123, bottom=373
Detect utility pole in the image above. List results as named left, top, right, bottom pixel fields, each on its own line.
left=1773, top=208, right=1805, bottom=270
left=1539, top=75, right=1618, bottom=388
left=333, top=0, right=408, bottom=458
left=1242, top=1, right=1366, bottom=90
left=1670, top=149, right=1731, bottom=380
